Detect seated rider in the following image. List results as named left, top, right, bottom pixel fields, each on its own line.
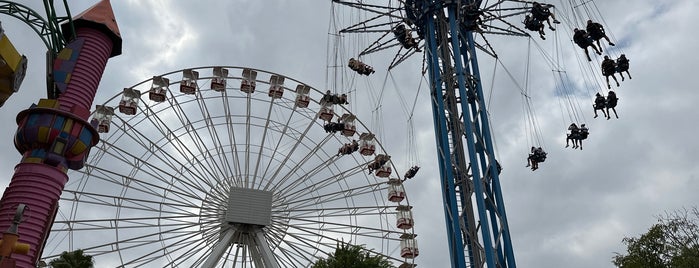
left=531, top=2, right=560, bottom=30
left=524, top=15, right=546, bottom=40
left=593, top=92, right=607, bottom=118
left=404, top=166, right=420, bottom=179
left=586, top=20, right=615, bottom=50
left=573, top=28, right=602, bottom=61
left=605, top=91, right=620, bottom=119
left=602, top=55, right=620, bottom=89
left=526, top=147, right=547, bottom=171
left=579, top=124, right=589, bottom=140
left=394, top=24, right=420, bottom=50
left=566, top=123, right=580, bottom=148
left=616, top=54, right=631, bottom=81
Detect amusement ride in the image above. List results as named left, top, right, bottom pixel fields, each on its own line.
left=0, top=0, right=629, bottom=267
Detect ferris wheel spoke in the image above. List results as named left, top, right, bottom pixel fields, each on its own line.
left=244, top=94, right=253, bottom=188
left=275, top=236, right=322, bottom=266
left=263, top=118, right=323, bottom=192
left=76, top=162, right=204, bottom=208
left=118, top=226, right=208, bottom=267
left=159, top=97, right=222, bottom=185
left=52, top=214, right=198, bottom=231
left=279, top=162, right=368, bottom=206
left=55, top=221, right=200, bottom=260
left=221, top=89, right=244, bottom=186
left=71, top=164, right=204, bottom=210
left=259, top=105, right=300, bottom=186
left=285, top=216, right=401, bottom=240
left=194, top=92, right=237, bottom=187
left=282, top=206, right=395, bottom=219
left=166, top=96, right=228, bottom=186
left=97, top=122, right=214, bottom=196
left=251, top=96, right=277, bottom=189
left=161, top=230, right=215, bottom=267
left=284, top=181, right=386, bottom=212
left=62, top=189, right=202, bottom=217
left=138, top=103, right=221, bottom=189
left=286, top=222, right=403, bottom=263
left=268, top=134, right=337, bottom=194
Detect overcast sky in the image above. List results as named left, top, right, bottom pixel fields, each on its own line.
left=0, top=0, right=697, bottom=267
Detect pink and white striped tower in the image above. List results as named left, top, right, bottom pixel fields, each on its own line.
left=0, top=1, right=121, bottom=266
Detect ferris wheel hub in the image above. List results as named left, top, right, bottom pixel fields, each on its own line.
left=225, top=187, right=273, bottom=227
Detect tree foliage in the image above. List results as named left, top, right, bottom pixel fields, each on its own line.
left=312, top=243, right=393, bottom=268
left=49, top=249, right=94, bottom=268
left=613, top=208, right=699, bottom=268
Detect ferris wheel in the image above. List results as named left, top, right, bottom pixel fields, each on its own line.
left=40, top=66, right=418, bottom=267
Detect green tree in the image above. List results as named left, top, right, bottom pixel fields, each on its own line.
left=312, top=243, right=393, bottom=268
left=613, top=208, right=699, bottom=268
left=49, top=249, right=94, bottom=268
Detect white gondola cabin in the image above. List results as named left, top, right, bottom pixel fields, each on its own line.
left=268, top=75, right=285, bottom=99
left=211, top=67, right=228, bottom=92
left=396, top=205, right=414, bottom=230
left=92, top=105, right=114, bottom=133
left=118, top=88, right=140, bottom=115
left=398, top=263, right=417, bottom=268
left=400, top=233, right=419, bottom=259
left=387, top=178, right=405, bottom=203
left=180, top=69, right=198, bottom=94
left=375, top=159, right=392, bottom=178
left=339, top=114, right=357, bottom=137
left=318, top=99, right=334, bottom=122
left=149, top=76, right=169, bottom=102
left=295, top=84, right=310, bottom=108
left=241, top=68, right=257, bottom=93
left=359, top=133, right=376, bottom=156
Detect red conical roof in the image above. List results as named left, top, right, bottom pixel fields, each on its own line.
left=61, top=0, right=122, bottom=57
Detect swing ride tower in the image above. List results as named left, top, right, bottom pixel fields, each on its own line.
left=408, top=1, right=516, bottom=267
left=334, top=0, right=536, bottom=266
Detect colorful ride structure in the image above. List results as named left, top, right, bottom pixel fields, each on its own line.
left=0, top=1, right=121, bottom=266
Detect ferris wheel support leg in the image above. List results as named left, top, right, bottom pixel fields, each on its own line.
left=201, top=226, right=237, bottom=268
left=253, top=227, right=280, bottom=268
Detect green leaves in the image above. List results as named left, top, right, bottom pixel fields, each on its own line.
left=49, top=249, right=94, bottom=268
left=613, top=208, right=699, bottom=268
left=312, top=243, right=393, bottom=268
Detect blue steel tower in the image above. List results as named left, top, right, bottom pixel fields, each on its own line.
left=334, top=1, right=533, bottom=267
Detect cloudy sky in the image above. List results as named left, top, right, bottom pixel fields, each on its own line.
left=0, top=0, right=697, bottom=267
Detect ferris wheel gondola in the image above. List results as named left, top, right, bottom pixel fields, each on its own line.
left=42, top=66, right=419, bottom=267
